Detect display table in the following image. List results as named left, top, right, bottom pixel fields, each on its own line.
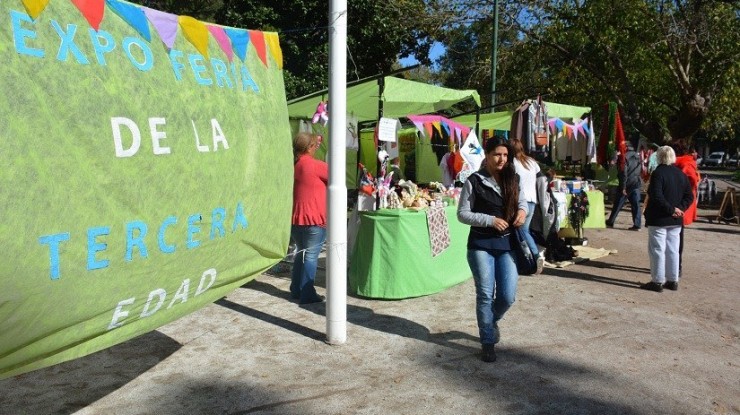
left=349, top=206, right=471, bottom=299
left=558, top=190, right=606, bottom=237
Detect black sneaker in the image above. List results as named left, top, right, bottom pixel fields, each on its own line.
left=628, top=226, right=641, bottom=231
left=481, top=343, right=497, bottom=362
left=299, top=295, right=325, bottom=305
left=664, top=281, right=679, bottom=291
left=640, top=281, right=663, bottom=292
left=605, top=221, right=614, bottom=228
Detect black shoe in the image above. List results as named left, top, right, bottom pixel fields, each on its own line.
left=605, top=221, right=614, bottom=228
left=640, top=281, right=663, bottom=292
left=664, top=281, right=678, bottom=291
left=481, top=343, right=497, bottom=362
left=299, top=295, right=325, bottom=304
left=628, top=226, right=641, bottom=231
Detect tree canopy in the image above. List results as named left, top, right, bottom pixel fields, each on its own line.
left=433, top=0, right=740, bottom=144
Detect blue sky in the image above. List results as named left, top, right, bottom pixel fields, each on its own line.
left=399, top=41, right=446, bottom=68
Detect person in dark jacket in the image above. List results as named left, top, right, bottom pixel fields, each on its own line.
left=606, top=140, right=642, bottom=230
left=457, top=138, right=528, bottom=362
left=641, top=146, right=694, bottom=292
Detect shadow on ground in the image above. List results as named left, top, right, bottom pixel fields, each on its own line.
left=542, top=266, right=643, bottom=289
left=0, top=331, right=181, bottom=415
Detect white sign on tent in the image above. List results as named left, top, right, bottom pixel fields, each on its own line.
left=377, top=117, right=401, bottom=142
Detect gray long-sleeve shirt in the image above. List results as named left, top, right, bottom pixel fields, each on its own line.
left=457, top=170, right=528, bottom=227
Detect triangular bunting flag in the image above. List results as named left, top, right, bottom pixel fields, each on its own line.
left=21, top=0, right=50, bottom=20
left=71, top=0, right=105, bottom=31
left=249, top=30, right=268, bottom=67
left=424, top=122, right=433, bottom=138
left=412, top=121, right=425, bottom=137
left=207, top=25, right=233, bottom=62
left=179, top=16, right=209, bottom=57
left=264, top=32, right=283, bottom=69
left=432, top=121, right=442, bottom=137
left=144, top=7, right=178, bottom=49
left=106, top=0, right=150, bottom=41
left=440, top=121, right=451, bottom=137
left=224, top=28, right=249, bottom=61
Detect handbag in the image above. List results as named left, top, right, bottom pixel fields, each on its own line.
left=512, top=227, right=537, bottom=275
left=534, top=95, right=548, bottom=146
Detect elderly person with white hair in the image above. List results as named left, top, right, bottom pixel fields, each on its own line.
left=641, top=145, right=694, bottom=292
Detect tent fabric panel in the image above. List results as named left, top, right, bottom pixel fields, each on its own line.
left=453, top=112, right=513, bottom=131
left=544, top=101, right=591, bottom=120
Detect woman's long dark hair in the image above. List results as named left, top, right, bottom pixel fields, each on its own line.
left=485, top=137, right=520, bottom=222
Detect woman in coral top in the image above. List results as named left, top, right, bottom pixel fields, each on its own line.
left=671, top=140, right=700, bottom=277
left=290, top=132, right=328, bottom=304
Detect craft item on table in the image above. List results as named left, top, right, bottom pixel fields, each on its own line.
left=311, top=101, right=328, bottom=125
left=428, top=181, right=446, bottom=193
left=377, top=171, right=393, bottom=209
left=358, top=163, right=375, bottom=196
left=568, top=191, right=590, bottom=238
left=426, top=206, right=451, bottom=257
left=387, top=190, right=402, bottom=209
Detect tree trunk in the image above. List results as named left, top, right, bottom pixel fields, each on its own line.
left=667, top=93, right=710, bottom=142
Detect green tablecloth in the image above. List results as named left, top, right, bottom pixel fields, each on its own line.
left=559, top=191, right=606, bottom=236
left=349, top=206, right=471, bottom=299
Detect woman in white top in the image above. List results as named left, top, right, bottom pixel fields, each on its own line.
left=511, top=139, right=542, bottom=264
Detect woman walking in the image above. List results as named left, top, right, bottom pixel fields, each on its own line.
left=457, top=137, right=528, bottom=362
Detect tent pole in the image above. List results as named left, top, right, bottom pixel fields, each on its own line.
left=475, top=107, right=481, bottom=138
left=375, top=77, right=385, bottom=211
left=326, top=0, right=347, bottom=345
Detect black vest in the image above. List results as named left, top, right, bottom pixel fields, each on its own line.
left=467, top=173, right=511, bottom=251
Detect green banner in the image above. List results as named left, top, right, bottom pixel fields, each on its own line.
left=0, top=0, right=292, bottom=378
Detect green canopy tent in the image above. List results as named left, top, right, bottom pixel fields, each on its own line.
left=287, top=76, right=481, bottom=187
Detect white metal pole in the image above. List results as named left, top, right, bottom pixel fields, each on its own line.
left=326, top=0, right=347, bottom=344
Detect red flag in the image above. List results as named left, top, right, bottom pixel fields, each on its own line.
left=249, top=30, right=268, bottom=67
left=71, top=0, right=105, bottom=31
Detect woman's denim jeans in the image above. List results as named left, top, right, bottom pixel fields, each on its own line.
left=648, top=225, right=681, bottom=284
left=290, top=225, right=326, bottom=303
left=523, top=201, right=539, bottom=256
left=467, top=248, right=519, bottom=345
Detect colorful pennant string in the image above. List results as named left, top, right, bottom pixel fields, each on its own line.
left=20, top=0, right=283, bottom=70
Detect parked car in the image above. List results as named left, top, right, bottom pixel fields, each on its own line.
left=702, top=151, right=725, bottom=167
left=727, top=154, right=739, bottom=168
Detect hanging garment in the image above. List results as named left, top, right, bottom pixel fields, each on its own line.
left=509, top=101, right=530, bottom=142
left=439, top=153, right=454, bottom=188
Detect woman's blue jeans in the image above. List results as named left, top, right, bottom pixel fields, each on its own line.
left=290, top=225, right=326, bottom=303
left=607, top=188, right=642, bottom=228
left=467, top=249, right=519, bottom=345
left=523, top=202, right=540, bottom=256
